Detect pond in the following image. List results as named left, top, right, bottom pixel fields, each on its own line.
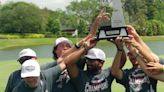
left=0, top=40, right=164, bottom=61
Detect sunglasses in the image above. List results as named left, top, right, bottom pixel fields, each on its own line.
left=86, top=58, right=104, bottom=63
left=18, top=56, right=36, bottom=64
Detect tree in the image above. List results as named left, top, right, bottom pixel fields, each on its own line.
left=0, top=2, right=48, bottom=34
left=153, top=0, right=164, bottom=23
left=47, top=18, right=61, bottom=35
left=146, top=20, right=164, bottom=35
left=66, top=0, right=100, bottom=24
left=77, top=18, right=88, bottom=35
left=123, top=0, right=148, bottom=35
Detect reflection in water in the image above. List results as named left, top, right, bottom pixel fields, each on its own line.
left=0, top=40, right=164, bottom=61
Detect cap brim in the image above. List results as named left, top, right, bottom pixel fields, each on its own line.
left=85, top=55, right=97, bottom=60
left=21, top=72, right=40, bottom=78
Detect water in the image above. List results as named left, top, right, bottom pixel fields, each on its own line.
left=0, top=40, right=164, bottom=61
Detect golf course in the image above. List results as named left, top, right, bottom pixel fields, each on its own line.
left=0, top=37, right=164, bottom=92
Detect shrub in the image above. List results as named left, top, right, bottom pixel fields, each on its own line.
left=0, top=34, right=20, bottom=39
left=23, top=33, right=45, bottom=38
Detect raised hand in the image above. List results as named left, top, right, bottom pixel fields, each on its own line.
left=109, top=37, right=124, bottom=50
left=78, top=34, right=97, bottom=50
left=83, top=36, right=97, bottom=50
left=126, top=25, right=140, bottom=42
left=123, top=35, right=140, bottom=48
left=90, top=9, right=110, bottom=37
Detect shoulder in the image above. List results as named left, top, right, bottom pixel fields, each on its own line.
left=12, top=80, right=25, bottom=92
left=8, top=69, right=21, bottom=79
left=12, top=69, right=21, bottom=75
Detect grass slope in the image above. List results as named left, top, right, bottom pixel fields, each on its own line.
left=0, top=36, right=164, bottom=50
left=1, top=57, right=164, bottom=92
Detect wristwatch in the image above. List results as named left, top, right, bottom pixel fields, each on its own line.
left=75, top=43, right=81, bottom=49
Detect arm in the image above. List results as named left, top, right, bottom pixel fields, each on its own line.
left=65, top=47, right=87, bottom=78
left=43, top=62, right=66, bottom=85
left=40, top=61, right=58, bottom=70
left=119, top=49, right=126, bottom=68
left=5, top=73, right=14, bottom=92
left=111, top=37, right=126, bottom=79
left=90, top=9, right=110, bottom=36
left=65, top=35, right=97, bottom=78
left=65, top=9, right=108, bottom=78
left=135, top=54, right=164, bottom=82
left=146, top=62, right=163, bottom=74
left=145, top=57, right=164, bottom=74
left=111, top=50, right=124, bottom=80
left=127, top=45, right=164, bottom=82
left=125, top=25, right=157, bottom=63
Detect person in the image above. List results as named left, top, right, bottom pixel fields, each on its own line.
left=12, top=59, right=64, bottom=92
left=63, top=10, right=125, bottom=92
left=112, top=44, right=158, bottom=92
left=5, top=48, right=57, bottom=92
left=52, top=9, right=110, bottom=92
left=123, top=25, right=164, bottom=82
left=51, top=37, right=86, bottom=92
left=12, top=32, right=96, bottom=92
left=5, top=48, right=38, bottom=92
left=66, top=46, right=126, bottom=92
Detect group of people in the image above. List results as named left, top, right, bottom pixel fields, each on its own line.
left=5, top=10, right=164, bottom=92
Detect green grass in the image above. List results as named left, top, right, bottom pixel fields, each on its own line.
left=0, top=38, right=78, bottom=50
left=0, top=36, right=164, bottom=50
left=1, top=57, right=164, bottom=92
left=0, top=38, right=53, bottom=49
left=141, top=36, right=164, bottom=41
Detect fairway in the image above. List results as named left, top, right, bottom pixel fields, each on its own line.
left=1, top=57, right=164, bottom=92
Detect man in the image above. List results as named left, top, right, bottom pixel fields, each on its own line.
left=52, top=9, right=110, bottom=92
left=112, top=37, right=158, bottom=92
left=5, top=48, right=38, bottom=92
left=112, top=50, right=158, bottom=92
left=123, top=25, right=164, bottom=82
left=5, top=48, right=56, bottom=92
left=52, top=37, right=86, bottom=92
left=12, top=59, right=63, bottom=92
left=12, top=32, right=96, bottom=92
left=66, top=47, right=125, bottom=92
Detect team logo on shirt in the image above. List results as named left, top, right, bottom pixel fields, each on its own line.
left=85, top=77, right=108, bottom=92
left=129, top=68, right=150, bottom=91
left=56, top=69, right=70, bottom=88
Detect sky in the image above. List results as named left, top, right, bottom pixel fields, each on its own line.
left=0, top=0, right=76, bottom=11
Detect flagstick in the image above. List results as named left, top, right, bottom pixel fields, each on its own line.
left=76, top=35, right=78, bottom=44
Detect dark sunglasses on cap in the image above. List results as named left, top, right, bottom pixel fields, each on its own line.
left=17, top=56, right=37, bottom=64
left=86, top=58, right=104, bottom=63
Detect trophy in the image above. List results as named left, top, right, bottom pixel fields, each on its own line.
left=97, top=0, right=128, bottom=40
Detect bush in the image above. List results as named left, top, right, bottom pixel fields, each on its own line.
left=23, top=33, right=45, bottom=38
left=44, top=32, right=57, bottom=38
left=146, top=20, right=164, bottom=36
left=0, top=34, right=20, bottom=39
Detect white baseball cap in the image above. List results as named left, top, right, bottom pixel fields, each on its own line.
left=54, top=37, right=72, bottom=47
left=18, top=48, right=37, bottom=59
left=21, top=59, right=40, bottom=78
left=85, top=48, right=106, bottom=61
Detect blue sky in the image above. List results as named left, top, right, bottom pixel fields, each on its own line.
left=0, top=0, right=77, bottom=11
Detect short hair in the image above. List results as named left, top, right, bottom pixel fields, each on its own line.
left=52, top=46, right=58, bottom=60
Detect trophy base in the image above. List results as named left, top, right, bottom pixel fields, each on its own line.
left=97, top=26, right=128, bottom=40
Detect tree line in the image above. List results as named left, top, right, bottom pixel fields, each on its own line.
left=0, top=0, right=163, bottom=37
